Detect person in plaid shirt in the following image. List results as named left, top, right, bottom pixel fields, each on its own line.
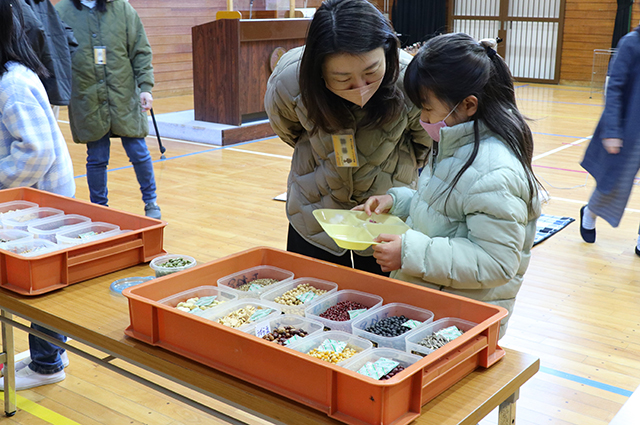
left=0, top=5, right=75, bottom=195
left=0, top=0, right=74, bottom=391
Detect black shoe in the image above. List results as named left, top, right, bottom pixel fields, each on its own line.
left=635, top=246, right=640, bottom=257
left=579, top=205, right=596, bottom=243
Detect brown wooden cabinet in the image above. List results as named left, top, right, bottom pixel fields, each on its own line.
left=192, top=18, right=310, bottom=126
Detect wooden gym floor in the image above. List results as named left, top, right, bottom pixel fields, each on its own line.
left=0, top=82, right=639, bottom=425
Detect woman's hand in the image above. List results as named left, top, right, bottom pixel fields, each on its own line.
left=602, top=138, right=623, bottom=154
left=372, top=234, right=402, bottom=272
left=352, top=194, right=394, bottom=215
left=140, top=92, right=153, bottom=112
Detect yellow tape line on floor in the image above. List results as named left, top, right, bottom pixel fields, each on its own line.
left=0, top=391, right=81, bottom=425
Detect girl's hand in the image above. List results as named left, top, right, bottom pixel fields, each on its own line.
left=352, top=194, right=394, bottom=216
left=140, top=92, right=153, bottom=112
left=372, top=234, right=402, bottom=272
left=602, top=138, right=623, bottom=154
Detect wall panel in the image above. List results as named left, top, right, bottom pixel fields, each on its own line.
left=51, top=0, right=635, bottom=94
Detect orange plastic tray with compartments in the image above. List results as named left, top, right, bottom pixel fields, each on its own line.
left=123, top=247, right=507, bottom=425
left=0, top=187, right=165, bottom=295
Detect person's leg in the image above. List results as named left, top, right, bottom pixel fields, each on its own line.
left=85, top=134, right=111, bottom=206
left=636, top=224, right=640, bottom=257
left=352, top=253, right=390, bottom=277
left=28, top=323, right=66, bottom=374
left=121, top=137, right=160, bottom=218
left=0, top=324, right=67, bottom=391
left=287, top=224, right=351, bottom=267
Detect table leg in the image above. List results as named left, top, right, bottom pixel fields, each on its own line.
left=498, top=388, right=518, bottom=425
left=0, top=309, right=16, bottom=416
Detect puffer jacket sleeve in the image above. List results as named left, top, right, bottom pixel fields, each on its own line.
left=264, top=50, right=304, bottom=148
left=401, top=167, right=531, bottom=289
left=125, top=2, right=154, bottom=94
left=388, top=186, right=416, bottom=219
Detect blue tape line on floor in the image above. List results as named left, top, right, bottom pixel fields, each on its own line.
left=540, top=366, right=633, bottom=397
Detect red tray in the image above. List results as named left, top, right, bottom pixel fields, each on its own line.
left=123, top=247, right=507, bottom=425
left=0, top=187, right=166, bottom=295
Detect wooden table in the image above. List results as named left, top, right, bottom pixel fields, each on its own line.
left=0, top=265, right=539, bottom=425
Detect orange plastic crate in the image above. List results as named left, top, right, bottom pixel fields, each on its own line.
left=123, top=247, right=507, bottom=425
left=0, top=188, right=166, bottom=295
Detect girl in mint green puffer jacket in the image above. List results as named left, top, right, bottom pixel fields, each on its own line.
left=356, top=33, right=542, bottom=338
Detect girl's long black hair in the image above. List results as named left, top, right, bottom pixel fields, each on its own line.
left=404, top=32, right=541, bottom=213
left=0, top=0, right=48, bottom=78
left=299, top=0, right=403, bottom=135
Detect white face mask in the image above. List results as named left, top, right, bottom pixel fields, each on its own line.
left=326, top=76, right=383, bottom=107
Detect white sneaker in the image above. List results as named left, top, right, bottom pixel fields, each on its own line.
left=0, top=366, right=65, bottom=391
left=3, top=351, right=69, bottom=376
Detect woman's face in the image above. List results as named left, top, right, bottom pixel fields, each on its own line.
left=322, top=47, right=386, bottom=91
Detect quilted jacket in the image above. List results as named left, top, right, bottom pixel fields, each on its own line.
left=265, top=46, right=431, bottom=255
left=388, top=120, right=541, bottom=337
left=56, top=0, right=153, bottom=143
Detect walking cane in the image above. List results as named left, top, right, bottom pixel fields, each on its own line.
left=149, top=107, right=166, bottom=160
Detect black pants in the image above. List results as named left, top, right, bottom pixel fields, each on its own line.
left=286, top=224, right=389, bottom=277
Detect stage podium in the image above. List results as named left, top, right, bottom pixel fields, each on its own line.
left=192, top=18, right=311, bottom=129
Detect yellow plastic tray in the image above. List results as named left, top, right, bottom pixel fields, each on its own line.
left=312, top=209, right=410, bottom=250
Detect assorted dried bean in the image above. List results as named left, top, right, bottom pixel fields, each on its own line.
left=175, top=296, right=223, bottom=313
left=319, top=301, right=368, bottom=321
left=380, top=365, right=405, bottom=380
left=158, top=257, right=193, bottom=268
left=217, top=305, right=272, bottom=328
left=274, top=284, right=327, bottom=306
left=262, top=326, right=308, bottom=345
left=415, top=326, right=465, bottom=352
left=365, top=315, right=412, bottom=337
left=307, top=347, right=358, bottom=364
left=236, top=278, right=279, bottom=292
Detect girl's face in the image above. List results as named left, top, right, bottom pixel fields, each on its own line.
left=322, top=48, right=386, bottom=90
left=420, top=92, right=477, bottom=126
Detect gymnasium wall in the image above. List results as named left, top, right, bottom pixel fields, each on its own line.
left=560, top=0, right=637, bottom=84
left=50, top=0, right=634, bottom=96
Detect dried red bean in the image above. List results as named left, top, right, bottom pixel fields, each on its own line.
left=380, top=365, right=405, bottom=380
left=319, top=301, right=369, bottom=321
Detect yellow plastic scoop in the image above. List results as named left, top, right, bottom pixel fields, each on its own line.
left=313, top=209, right=410, bottom=250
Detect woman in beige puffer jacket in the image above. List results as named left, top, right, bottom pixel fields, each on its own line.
left=264, top=0, right=431, bottom=275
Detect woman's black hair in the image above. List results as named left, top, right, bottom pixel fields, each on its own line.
left=299, top=0, right=403, bottom=135
left=404, top=32, right=541, bottom=213
left=0, top=0, right=48, bottom=78
left=71, top=0, right=107, bottom=13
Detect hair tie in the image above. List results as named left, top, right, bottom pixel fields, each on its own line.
left=485, top=45, right=496, bottom=58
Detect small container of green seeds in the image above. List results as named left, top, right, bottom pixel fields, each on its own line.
left=150, top=254, right=197, bottom=278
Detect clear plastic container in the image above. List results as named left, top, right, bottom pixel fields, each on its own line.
left=4, top=238, right=59, bottom=257
left=110, top=276, right=155, bottom=295
left=199, top=299, right=282, bottom=330
left=351, top=303, right=435, bottom=350
left=158, top=285, right=237, bottom=312
left=55, top=222, right=121, bottom=246
left=1, top=207, right=64, bottom=231
left=304, top=289, right=383, bottom=333
left=259, top=277, right=338, bottom=316
left=341, top=347, right=423, bottom=381
left=0, top=201, right=39, bottom=224
left=242, top=314, right=325, bottom=345
left=404, top=317, right=477, bottom=357
left=287, top=330, right=373, bottom=366
left=0, top=229, right=33, bottom=247
left=217, top=265, right=294, bottom=299
left=149, top=254, right=197, bottom=277
left=27, top=214, right=92, bottom=243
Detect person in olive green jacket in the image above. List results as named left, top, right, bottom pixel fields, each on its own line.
left=56, top=0, right=161, bottom=219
